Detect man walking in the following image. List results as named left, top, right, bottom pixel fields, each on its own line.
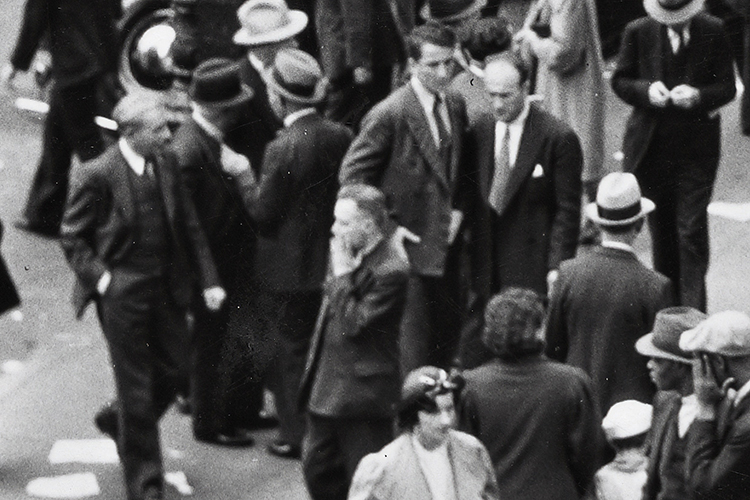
left=60, top=92, right=224, bottom=500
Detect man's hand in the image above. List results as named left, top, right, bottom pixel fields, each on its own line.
left=692, top=354, right=734, bottom=420
left=202, top=286, right=227, bottom=312
left=670, top=84, right=700, bottom=109
left=390, top=226, right=421, bottom=262
left=353, top=67, right=373, bottom=86
left=220, top=144, right=251, bottom=177
left=648, top=81, right=671, bottom=108
left=330, top=236, right=358, bottom=277
left=1, top=64, right=19, bottom=90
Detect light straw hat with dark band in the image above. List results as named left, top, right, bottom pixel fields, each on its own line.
left=643, top=0, right=705, bottom=26
left=420, top=0, right=487, bottom=22
left=265, top=49, right=328, bottom=105
left=233, top=0, right=308, bottom=46
left=585, top=172, right=655, bottom=226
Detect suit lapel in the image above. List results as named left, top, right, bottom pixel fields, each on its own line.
left=446, top=94, right=463, bottom=186
left=111, top=149, right=136, bottom=223
left=154, top=151, right=177, bottom=228
left=497, top=105, right=542, bottom=214
left=403, top=86, right=449, bottom=191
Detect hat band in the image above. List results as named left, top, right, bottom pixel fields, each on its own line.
left=597, top=201, right=641, bottom=221
left=431, top=0, right=474, bottom=17
left=273, top=67, right=316, bottom=98
left=658, top=0, right=693, bottom=10
left=194, top=78, right=243, bottom=103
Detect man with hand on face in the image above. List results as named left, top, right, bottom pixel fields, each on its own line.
left=60, top=92, right=224, bottom=500
left=339, top=21, right=469, bottom=373
left=298, top=184, right=409, bottom=500
left=679, top=311, right=750, bottom=499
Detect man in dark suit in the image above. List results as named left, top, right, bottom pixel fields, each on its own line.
left=546, top=173, right=674, bottom=412
left=461, top=51, right=581, bottom=368
left=340, top=22, right=469, bottom=372
left=231, top=49, right=353, bottom=459
left=459, top=288, right=603, bottom=500
left=611, top=0, right=736, bottom=311
left=60, top=92, right=224, bottom=500
left=170, top=58, right=261, bottom=446
left=679, top=311, right=750, bottom=499
left=298, top=184, right=410, bottom=500
left=3, top=0, right=120, bottom=237
left=635, top=306, right=706, bottom=500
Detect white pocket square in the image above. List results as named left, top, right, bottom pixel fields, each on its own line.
left=532, top=164, right=545, bottom=178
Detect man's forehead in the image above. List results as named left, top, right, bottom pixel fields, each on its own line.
left=484, top=62, right=522, bottom=90
left=417, top=42, right=455, bottom=63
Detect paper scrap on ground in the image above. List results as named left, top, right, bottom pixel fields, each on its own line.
left=49, top=439, right=119, bottom=464
left=165, top=471, right=194, bottom=496
left=708, top=202, right=750, bottom=222
left=26, top=472, right=100, bottom=498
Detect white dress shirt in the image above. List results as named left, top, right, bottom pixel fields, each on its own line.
left=283, top=107, right=317, bottom=128
left=119, top=137, right=147, bottom=176
left=411, top=76, right=452, bottom=147
left=667, top=25, right=691, bottom=54
left=495, top=100, right=531, bottom=168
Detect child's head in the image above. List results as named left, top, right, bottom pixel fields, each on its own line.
left=602, top=400, right=653, bottom=451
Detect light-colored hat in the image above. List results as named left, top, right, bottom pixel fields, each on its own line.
left=585, top=172, right=655, bottom=226
left=643, top=0, right=705, bottom=26
left=188, top=58, right=254, bottom=108
left=233, top=0, right=308, bottom=46
left=679, top=311, right=750, bottom=357
left=420, top=0, right=487, bottom=23
left=636, top=307, right=707, bottom=364
left=602, top=400, right=653, bottom=441
left=265, top=49, right=327, bottom=105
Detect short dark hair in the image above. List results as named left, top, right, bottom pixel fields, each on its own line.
left=463, top=17, right=512, bottom=61
left=337, top=184, right=391, bottom=233
left=482, top=288, right=546, bottom=361
left=406, top=21, right=457, bottom=61
left=485, top=49, right=532, bottom=85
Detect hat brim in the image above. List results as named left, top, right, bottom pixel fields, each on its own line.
left=635, top=334, right=693, bottom=364
left=266, top=74, right=328, bottom=105
left=585, top=197, right=655, bottom=226
left=191, top=83, right=254, bottom=108
left=232, top=10, right=308, bottom=46
left=643, top=0, right=705, bottom=25
left=420, top=0, right=487, bottom=22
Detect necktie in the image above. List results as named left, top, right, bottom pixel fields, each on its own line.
left=489, top=124, right=511, bottom=214
left=144, top=160, right=155, bottom=179
left=432, top=94, right=450, bottom=149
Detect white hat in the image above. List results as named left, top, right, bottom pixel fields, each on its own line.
left=420, top=0, right=487, bottom=23
left=679, top=311, right=750, bottom=357
left=233, top=0, right=308, bottom=46
left=602, top=400, right=653, bottom=441
left=265, top=49, right=328, bottom=105
left=643, top=0, right=705, bottom=26
left=585, top=172, right=655, bottom=226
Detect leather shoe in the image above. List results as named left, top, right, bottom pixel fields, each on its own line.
left=94, top=405, right=119, bottom=441
left=14, top=219, right=59, bottom=238
left=195, top=429, right=255, bottom=447
left=267, top=440, right=301, bottom=459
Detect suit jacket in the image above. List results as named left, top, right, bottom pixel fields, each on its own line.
left=643, top=391, right=686, bottom=500
left=299, top=237, right=409, bottom=419
left=339, top=83, right=469, bottom=277
left=348, top=431, right=500, bottom=500
left=10, top=0, right=120, bottom=86
left=611, top=14, right=736, bottom=172
left=459, top=357, right=602, bottom=500
left=240, top=112, right=353, bottom=292
left=0, top=221, right=20, bottom=315
left=60, top=144, right=219, bottom=318
left=546, top=246, right=673, bottom=412
left=170, top=118, right=256, bottom=284
left=466, top=103, right=582, bottom=297
left=686, top=391, right=750, bottom=499
left=226, top=59, right=282, bottom=173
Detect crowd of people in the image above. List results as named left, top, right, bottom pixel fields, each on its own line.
left=2, top=0, right=750, bottom=499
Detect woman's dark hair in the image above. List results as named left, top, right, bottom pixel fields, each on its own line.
left=396, top=366, right=464, bottom=431
left=406, top=21, right=457, bottom=61
left=463, top=17, right=512, bottom=61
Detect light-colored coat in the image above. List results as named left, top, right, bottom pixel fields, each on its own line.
left=348, top=431, right=500, bottom=500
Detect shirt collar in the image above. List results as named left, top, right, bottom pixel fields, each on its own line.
left=678, top=394, right=698, bottom=438
left=283, top=107, right=317, bottom=128
left=118, top=138, right=146, bottom=175
left=191, top=108, right=224, bottom=142
left=601, top=240, right=636, bottom=254
left=667, top=23, right=691, bottom=51
left=411, top=76, right=442, bottom=111
left=734, top=379, right=750, bottom=408
left=248, top=53, right=266, bottom=74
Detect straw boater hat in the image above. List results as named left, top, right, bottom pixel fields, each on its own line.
left=420, top=0, right=487, bottom=23
left=265, top=49, right=328, bottom=105
left=636, top=307, right=707, bottom=364
left=233, top=0, right=308, bottom=46
left=585, top=172, right=655, bottom=226
left=643, top=0, right=705, bottom=26
left=188, top=58, right=254, bottom=108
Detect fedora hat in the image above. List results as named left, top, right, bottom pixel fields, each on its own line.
left=636, top=307, right=707, bottom=364
left=421, top=0, right=487, bottom=23
left=233, top=0, right=308, bottom=46
left=266, top=49, right=327, bottom=105
left=188, top=58, right=254, bottom=108
left=585, top=172, right=655, bottom=226
left=643, top=0, right=705, bottom=26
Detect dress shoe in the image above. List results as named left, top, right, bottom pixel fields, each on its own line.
left=195, top=429, right=255, bottom=447
left=14, top=219, right=59, bottom=238
left=267, top=440, right=301, bottom=460
left=94, top=405, right=119, bottom=441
